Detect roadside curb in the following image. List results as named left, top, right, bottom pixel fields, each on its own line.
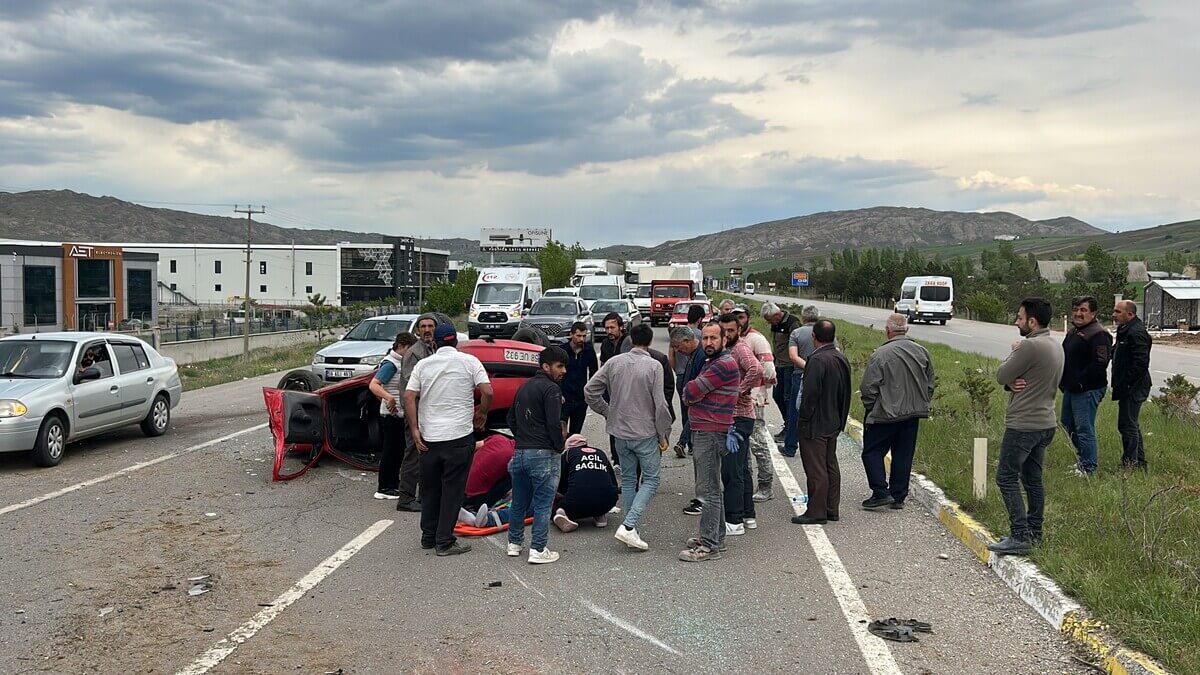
left=844, top=418, right=1170, bottom=675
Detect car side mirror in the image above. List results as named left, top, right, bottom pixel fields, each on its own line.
left=524, top=299, right=533, bottom=310
left=74, top=366, right=101, bottom=384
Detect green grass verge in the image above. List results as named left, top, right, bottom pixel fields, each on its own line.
left=715, top=291, right=1200, bottom=673
left=177, top=339, right=335, bottom=391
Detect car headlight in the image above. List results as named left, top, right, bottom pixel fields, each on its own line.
left=313, top=354, right=326, bottom=364
left=509, top=309, right=522, bottom=318
left=469, top=310, right=479, bottom=320
left=360, top=354, right=384, bottom=366
left=0, top=400, right=28, bottom=418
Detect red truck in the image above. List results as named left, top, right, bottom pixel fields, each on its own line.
left=649, top=280, right=693, bottom=326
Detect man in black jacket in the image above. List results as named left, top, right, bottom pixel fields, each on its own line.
left=600, top=313, right=633, bottom=365
left=506, top=346, right=568, bottom=564
left=1059, top=296, right=1112, bottom=477
left=792, top=320, right=851, bottom=525
left=1111, top=300, right=1152, bottom=470
left=765, top=303, right=802, bottom=441
left=560, top=322, right=598, bottom=436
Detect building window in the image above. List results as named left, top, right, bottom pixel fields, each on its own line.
left=259, top=284, right=267, bottom=293
left=169, top=283, right=177, bottom=291
left=306, top=261, right=313, bottom=275
left=77, top=259, right=112, bottom=298
left=169, top=259, right=177, bottom=273
left=305, top=285, right=313, bottom=294
left=214, top=260, right=222, bottom=274
left=127, top=269, right=152, bottom=322
left=23, top=266, right=56, bottom=326
left=214, top=284, right=222, bottom=292
left=259, top=261, right=267, bottom=275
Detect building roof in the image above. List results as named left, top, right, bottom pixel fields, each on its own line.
left=1036, top=260, right=1147, bottom=284
left=1147, top=280, right=1200, bottom=300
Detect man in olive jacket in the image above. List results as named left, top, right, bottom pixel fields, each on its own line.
left=1111, top=300, right=1152, bottom=470
left=859, top=314, right=935, bottom=511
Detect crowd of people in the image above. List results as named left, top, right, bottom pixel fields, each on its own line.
left=368, top=292, right=1154, bottom=563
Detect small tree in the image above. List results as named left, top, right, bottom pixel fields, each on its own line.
left=964, top=291, right=1008, bottom=323
left=424, top=266, right=478, bottom=315
left=536, top=240, right=585, bottom=290
left=305, top=293, right=336, bottom=337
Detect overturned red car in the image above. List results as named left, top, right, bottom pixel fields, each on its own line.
left=264, top=339, right=542, bottom=480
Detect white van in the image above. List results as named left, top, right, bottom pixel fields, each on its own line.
left=578, top=275, right=624, bottom=309
left=895, top=276, right=954, bottom=325
left=469, top=266, right=542, bottom=339
left=744, top=282, right=756, bottom=295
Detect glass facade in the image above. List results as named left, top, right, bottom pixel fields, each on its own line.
left=127, top=269, right=153, bottom=321
left=77, top=259, right=112, bottom=298
left=23, top=266, right=57, bottom=326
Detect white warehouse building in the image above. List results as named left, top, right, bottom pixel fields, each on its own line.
left=109, top=239, right=450, bottom=308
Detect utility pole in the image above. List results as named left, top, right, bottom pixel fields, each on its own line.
left=235, top=205, right=266, bottom=358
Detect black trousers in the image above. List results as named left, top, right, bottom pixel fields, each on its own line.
left=377, top=415, right=407, bottom=492
left=562, top=403, right=587, bottom=436
left=861, top=418, right=920, bottom=503
left=462, top=475, right=513, bottom=510
left=399, top=425, right=421, bottom=502
left=721, top=418, right=753, bottom=524
left=1117, top=396, right=1148, bottom=468
left=735, top=416, right=756, bottom=519
left=419, top=433, right=476, bottom=549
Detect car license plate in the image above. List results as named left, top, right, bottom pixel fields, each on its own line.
left=328, top=369, right=354, bottom=379
left=486, top=324, right=501, bottom=329
left=503, top=348, right=540, bottom=364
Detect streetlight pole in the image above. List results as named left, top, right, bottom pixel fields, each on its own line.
left=235, top=205, right=265, bottom=358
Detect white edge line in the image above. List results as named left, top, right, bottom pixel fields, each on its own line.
left=767, top=435, right=902, bottom=675
left=0, top=423, right=269, bottom=518
left=579, top=599, right=681, bottom=656
left=510, top=570, right=546, bottom=599
left=176, top=519, right=393, bottom=675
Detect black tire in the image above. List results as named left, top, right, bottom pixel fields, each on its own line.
left=31, top=415, right=67, bottom=468
left=140, top=393, right=171, bottom=437
left=278, top=369, right=325, bottom=391
left=939, top=319, right=947, bottom=326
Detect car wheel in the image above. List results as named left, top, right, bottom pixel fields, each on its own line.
left=141, top=393, right=171, bottom=437
left=939, top=319, right=947, bottom=325
left=32, top=415, right=67, bottom=468
left=278, top=369, right=324, bottom=391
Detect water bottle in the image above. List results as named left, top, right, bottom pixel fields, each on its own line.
left=790, top=494, right=809, bottom=506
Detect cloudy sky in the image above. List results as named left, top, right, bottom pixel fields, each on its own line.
left=1, top=1, right=1196, bottom=245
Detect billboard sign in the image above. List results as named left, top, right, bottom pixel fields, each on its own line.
left=729, top=267, right=743, bottom=277
left=791, top=271, right=809, bottom=287
left=480, top=227, right=551, bottom=252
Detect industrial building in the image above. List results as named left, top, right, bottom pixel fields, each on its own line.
left=0, top=240, right=159, bottom=333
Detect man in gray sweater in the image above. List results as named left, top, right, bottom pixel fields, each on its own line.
left=859, top=314, right=935, bottom=511
left=990, top=298, right=1065, bottom=556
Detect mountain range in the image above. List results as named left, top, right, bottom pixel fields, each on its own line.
left=0, top=189, right=1138, bottom=267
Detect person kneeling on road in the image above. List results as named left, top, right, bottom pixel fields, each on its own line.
left=461, top=433, right=516, bottom=520
left=553, top=434, right=619, bottom=532
left=506, top=346, right=569, bottom=564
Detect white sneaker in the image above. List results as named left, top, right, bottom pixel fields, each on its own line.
left=528, top=548, right=560, bottom=564
left=744, top=518, right=757, bottom=530
left=473, top=504, right=489, bottom=527
left=725, top=522, right=746, bottom=536
left=457, top=508, right=476, bottom=525
left=615, top=525, right=649, bottom=551
left=553, top=508, right=579, bottom=533
left=506, top=542, right=522, bottom=557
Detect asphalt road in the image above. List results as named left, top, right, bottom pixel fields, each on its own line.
left=737, top=290, right=1200, bottom=389
left=0, top=334, right=1092, bottom=674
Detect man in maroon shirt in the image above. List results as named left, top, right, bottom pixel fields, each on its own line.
left=462, top=434, right=515, bottom=510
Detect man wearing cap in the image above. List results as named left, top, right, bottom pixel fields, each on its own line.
left=763, top=302, right=801, bottom=444
left=405, top=324, right=493, bottom=556
left=734, top=305, right=776, bottom=504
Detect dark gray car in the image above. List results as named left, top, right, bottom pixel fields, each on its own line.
left=589, top=299, right=643, bottom=341
left=518, top=298, right=593, bottom=343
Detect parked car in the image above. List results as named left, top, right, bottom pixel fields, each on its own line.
left=0, top=332, right=183, bottom=467
left=589, top=299, right=643, bottom=341
left=669, top=300, right=713, bottom=328
left=265, top=339, right=542, bottom=480
left=308, top=312, right=464, bottom=386
left=518, top=297, right=592, bottom=344
left=542, top=287, right=580, bottom=299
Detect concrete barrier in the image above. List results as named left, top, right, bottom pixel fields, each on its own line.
left=160, top=329, right=324, bottom=366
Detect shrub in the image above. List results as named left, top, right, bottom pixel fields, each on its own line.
left=964, top=291, right=1008, bottom=323
left=1152, top=374, right=1200, bottom=423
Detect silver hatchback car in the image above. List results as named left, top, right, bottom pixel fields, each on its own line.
left=0, top=332, right=183, bottom=467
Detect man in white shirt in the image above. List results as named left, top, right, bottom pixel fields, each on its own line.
left=405, top=324, right=493, bottom=556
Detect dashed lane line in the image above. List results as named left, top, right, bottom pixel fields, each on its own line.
left=0, top=423, right=268, bottom=518
left=580, top=599, right=682, bottom=656
left=767, top=437, right=903, bottom=675
left=175, top=519, right=393, bottom=675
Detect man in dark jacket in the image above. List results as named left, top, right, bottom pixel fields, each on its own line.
left=1059, top=296, right=1112, bottom=476
left=764, top=302, right=802, bottom=440
left=506, top=346, right=569, bottom=564
left=792, top=319, right=851, bottom=525
left=599, top=313, right=633, bottom=365
left=1111, top=300, right=1152, bottom=470
left=560, top=322, right=598, bottom=436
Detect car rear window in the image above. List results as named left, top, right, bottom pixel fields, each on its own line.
left=112, top=343, right=151, bottom=372
left=653, top=286, right=689, bottom=298
left=920, top=286, right=951, bottom=302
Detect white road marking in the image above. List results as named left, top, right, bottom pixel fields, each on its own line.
left=580, top=599, right=681, bottom=656
left=939, top=330, right=973, bottom=337
left=510, top=570, right=546, bottom=599
left=1154, top=369, right=1200, bottom=381
left=768, top=438, right=902, bottom=675
left=0, top=423, right=268, bottom=518
left=176, top=519, right=393, bottom=675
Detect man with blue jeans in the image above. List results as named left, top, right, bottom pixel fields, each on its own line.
left=1059, top=295, right=1112, bottom=477
left=765, top=303, right=801, bottom=445
left=991, top=298, right=1065, bottom=556
left=585, top=323, right=674, bottom=552
left=506, top=346, right=569, bottom=564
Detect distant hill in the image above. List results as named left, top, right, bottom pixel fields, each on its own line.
left=640, top=207, right=1102, bottom=263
